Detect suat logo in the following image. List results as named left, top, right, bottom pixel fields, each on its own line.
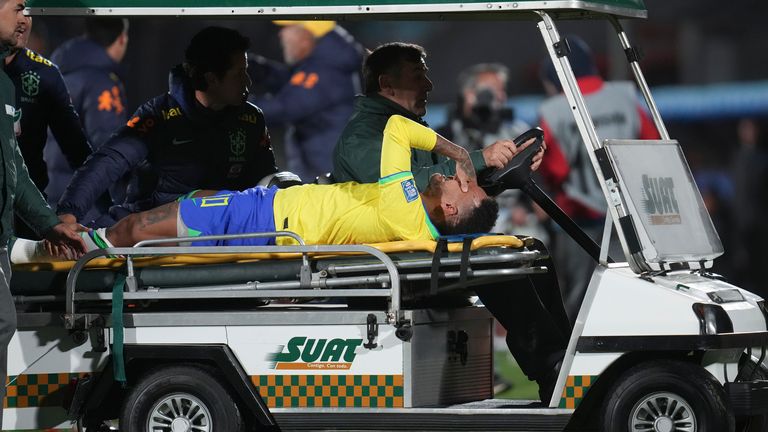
left=641, top=174, right=681, bottom=225
left=268, top=336, right=363, bottom=370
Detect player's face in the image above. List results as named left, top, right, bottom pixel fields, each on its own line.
left=0, top=0, right=26, bottom=49
left=208, top=51, right=252, bottom=107
left=387, top=59, right=433, bottom=117
left=428, top=174, right=488, bottom=214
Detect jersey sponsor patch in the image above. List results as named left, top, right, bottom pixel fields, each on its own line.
left=24, top=49, right=52, bottom=67
left=401, top=179, right=419, bottom=203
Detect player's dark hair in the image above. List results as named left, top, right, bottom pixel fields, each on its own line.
left=183, top=26, right=250, bottom=91
left=438, top=198, right=499, bottom=235
left=85, top=17, right=129, bottom=48
left=363, top=42, right=425, bottom=95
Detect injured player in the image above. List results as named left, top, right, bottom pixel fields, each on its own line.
left=13, top=115, right=508, bottom=261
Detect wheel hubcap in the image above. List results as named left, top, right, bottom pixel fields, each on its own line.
left=147, top=393, right=212, bottom=432
left=630, top=391, right=696, bottom=432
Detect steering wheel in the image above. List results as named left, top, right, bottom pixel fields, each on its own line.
left=480, top=127, right=544, bottom=195
left=478, top=127, right=609, bottom=263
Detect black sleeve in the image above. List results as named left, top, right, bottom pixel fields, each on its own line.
left=56, top=102, right=156, bottom=220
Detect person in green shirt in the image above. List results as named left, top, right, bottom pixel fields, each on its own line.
left=331, top=42, right=568, bottom=403
left=0, top=0, right=87, bottom=424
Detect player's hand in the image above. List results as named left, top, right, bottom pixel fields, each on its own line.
left=455, top=149, right=476, bottom=192
left=44, top=223, right=88, bottom=258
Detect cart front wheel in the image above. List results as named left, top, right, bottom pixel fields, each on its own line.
left=120, top=365, right=244, bottom=432
left=601, top=359, right=734, bottom=432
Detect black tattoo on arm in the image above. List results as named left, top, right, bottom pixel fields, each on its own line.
left=139, top=202, right=179, bottom=229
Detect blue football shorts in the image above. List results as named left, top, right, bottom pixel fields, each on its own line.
left=177, top=185, right=279, bottom=246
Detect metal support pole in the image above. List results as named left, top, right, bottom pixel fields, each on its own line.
left=609, top=15, right=670, bottom=140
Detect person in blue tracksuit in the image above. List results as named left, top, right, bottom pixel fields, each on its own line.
left=44, top=17, right=129, bottom=209
left=56, top=26, right=278, bottom=228
left=249, top=21, right=363, bottom=182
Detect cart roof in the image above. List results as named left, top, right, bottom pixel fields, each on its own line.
left=27, top=0, right=647, bottom=19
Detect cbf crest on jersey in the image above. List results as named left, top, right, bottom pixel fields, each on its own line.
left=229, top=128, right=246, bottom=157
left=20, top=71, right=40, bottom=97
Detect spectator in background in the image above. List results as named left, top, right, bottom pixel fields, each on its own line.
left=4, top=15, right=92, bottom=238
left=731, top=118, right=768, bottom=298
left=538, top=35, right=659, bottom=323
left=44, top=17, right=129, bottom=210
left=248, top=21, right=363, bottom=181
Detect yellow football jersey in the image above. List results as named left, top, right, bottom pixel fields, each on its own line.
left=272, top=115, right=440, bottom=245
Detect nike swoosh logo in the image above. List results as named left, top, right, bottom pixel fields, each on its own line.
left=172, top=138, right=193, bottom=145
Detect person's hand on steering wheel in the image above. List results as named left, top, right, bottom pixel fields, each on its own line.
left=528, top=138, right=547, bottom=172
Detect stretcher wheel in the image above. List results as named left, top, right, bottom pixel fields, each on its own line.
left=119, top=365, right=244, bottom=432
left=600, top=359, right=734, bottom=432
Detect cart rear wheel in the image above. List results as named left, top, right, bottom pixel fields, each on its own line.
left=120, top=365, right=244, bottom=432
left=601, top=359, right=734, bottom=432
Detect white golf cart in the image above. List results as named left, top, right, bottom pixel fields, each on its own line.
left=6, top=1, right=768, bottom=431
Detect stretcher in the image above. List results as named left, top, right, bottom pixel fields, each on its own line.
left=11, top=233, right=545, bottom=324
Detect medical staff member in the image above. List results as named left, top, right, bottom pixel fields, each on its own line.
left=56, top=26, right=278, bottom=227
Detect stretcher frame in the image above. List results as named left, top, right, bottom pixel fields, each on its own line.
left=55, top=231, right=546, bottom=330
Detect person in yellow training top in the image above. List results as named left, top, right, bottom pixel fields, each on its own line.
left=56, top=115, right=500, bottom=252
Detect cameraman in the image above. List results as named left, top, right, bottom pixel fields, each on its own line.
left=437, top=63, right=550, bottom=395
left=437, top=63, right=529, bottom=152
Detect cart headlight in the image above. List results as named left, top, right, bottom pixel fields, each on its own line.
left=758, top=300, right=768, bottom=330
left=692, top=303, right=734, bottom=335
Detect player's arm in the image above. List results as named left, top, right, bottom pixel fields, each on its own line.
left=56, top=112, right=153, bottom=222
left=381, top=115, right=474, bottom=191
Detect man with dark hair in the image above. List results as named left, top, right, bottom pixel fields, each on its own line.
left=56, top=26, right=278, bottom=228
left=0, top=0, right=87, bottom=425
left=25, top=116, right=495, bottom=255
left=4, top=15, right=92, bottom=238
left=333, top=43, right=531, bottom=188
left=45, top=17, right=129, bottom=210
left=331, top=42, right=570, bottom=403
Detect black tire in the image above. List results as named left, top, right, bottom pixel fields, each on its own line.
left=601, top=359, right=734, bottom=432
left=120, top=365, right=244, bottom=432
left=735, top=354, right=768, bottom=432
